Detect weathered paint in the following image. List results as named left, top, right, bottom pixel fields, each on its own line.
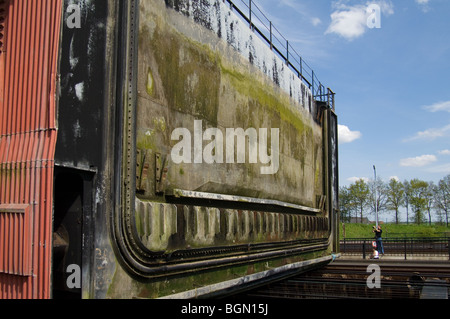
left=136, top=0, right=324, bottom=207
left=0, top=0, right=62, bottom=299
left=0, top=0, right=338, bottom=299
left=108, top=0, right=337, bottom=298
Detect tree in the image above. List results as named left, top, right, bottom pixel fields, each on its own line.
left=339, top=186, right=353, bottom=223
left=424, top=182, right=435, bottom=225
left=369, top=177, right=387, bottom=224
left=409, top=179, right=428, bottom=224
left=340, top=175, right=450, bottom=225
left=386, top=178, right=405, bottom=224
left=348, top=179, right=370, bottom=223
left=434, top=175, right=450, bottom=226
left=403, top=180, right=412, bottom=225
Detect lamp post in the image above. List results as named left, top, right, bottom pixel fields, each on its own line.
left=373, top=165, right=378, bottom=227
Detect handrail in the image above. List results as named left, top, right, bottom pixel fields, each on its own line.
left=341, top=237, right=450, bottom=241
left=226, top=0, right=335, bottom=110
left=340, top=237, right=450, bottom=260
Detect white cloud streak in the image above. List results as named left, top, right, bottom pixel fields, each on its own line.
left=404, top=124, right=450, bottom=142
left=424, top=100, right=450, bottom=113
left=277, top=0, right=322, bottom=27
left=416, top=0, right=431, bottom=12
left=347, top=176, right=369, bottom=183
left=405, top=101, right=450, bottom=141
left=399, top=154, right=437, bottom=167
left=439, top=149, right=450, bottom=155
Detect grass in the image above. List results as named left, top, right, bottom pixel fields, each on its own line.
left=340, top=223, right=450, bottom=239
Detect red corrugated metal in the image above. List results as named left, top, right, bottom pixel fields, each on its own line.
left=0, top=0, right=62, bottom=299
left=0, top=204, right=32, bottom=276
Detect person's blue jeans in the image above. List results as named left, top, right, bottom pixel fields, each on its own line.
left=376, top=238, right=384, bottom=254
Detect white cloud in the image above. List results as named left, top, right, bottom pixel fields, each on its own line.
left=325, top=1, right=394, bottom=40
left=347, top=176, right=369, bottom=183
left=405, top=124, right=450, bottom=142
left=439, top=149, right=450, bottom=155
left=389, top=176, right=400, bottom=182
left=375, top=0, right=395, bottom=15
left=405, top=101, right=450, bottom=141
left=399, top=154, right=437, bottom=167
left=338, top=124, right=362, bottom=144
left=278, top=0, right=322, bottom=27
left=416, top=0, right=431, bottom=12
left=424, top=100, right=450, bottom=113
left=311, top=17, right=322, bottom=26
left=326, top=6, right=367, bottom=40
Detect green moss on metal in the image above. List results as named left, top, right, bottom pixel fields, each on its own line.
left=146, top=67, right=154, bottom=96
left=137, top=117, right=167, bottom=151
left=106, top=247, right=331, bottom=299
left=143, top=25, right=221, bottom=126
left=220, top=63, right=311, bottom=137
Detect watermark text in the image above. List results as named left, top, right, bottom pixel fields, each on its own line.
left=171, top=120, right=280, bottom=175
left=367, top=4, right=381, bottom=29
left=367, top=264, right=381, bottom=289
left=66, top=4, right=81, bottom=29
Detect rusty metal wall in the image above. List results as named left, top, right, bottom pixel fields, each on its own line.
left=0, top=0, right=62, bottom=299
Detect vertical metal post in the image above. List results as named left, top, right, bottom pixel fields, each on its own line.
left=286, top=40, right=289, bottom=65
left=327, top=88, right=331, bottom=107
left=448, top=239, right=450, bottom=260
left=249, top=0, right=252, bottom=28
left=404, top=239, right=407, bottom=260
left=374, top=165, right=378, bottom=227
left=299, top=57, right=303, bottom=78
left=362, top=240, right=366, bottom=259
left=269, top=22, right=273, bottom=50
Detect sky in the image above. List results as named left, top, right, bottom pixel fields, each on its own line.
left=234, top=0, right=450, bottom=188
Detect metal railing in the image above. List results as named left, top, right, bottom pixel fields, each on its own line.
left=341, top=237, right=450, bottom=260
left=226, top=0, right=335, bottom=110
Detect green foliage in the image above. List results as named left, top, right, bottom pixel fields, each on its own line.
left=409, top=179, right=429, bottom=224
left=340, top=174, right=450, bottom=226
left=340, top=222, right=450, bottom=239
left=340, top=179, right=370, bottom=223
left=386, top=178, right=404, bottom=224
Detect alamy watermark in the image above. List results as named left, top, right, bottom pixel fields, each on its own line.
left=367, top=264, right=381, bottom=289
left=66, top=4, right=81, bottom=29
left=66, top=264, right=81, bottom=289
left=367, top=4, right=381, bottom=29
left=170, top=120, right=280, bottom=175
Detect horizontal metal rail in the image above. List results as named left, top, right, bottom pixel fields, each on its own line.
left=226, top=0, right=335, bottom=109
left=341, top=237, right=450, bottom=260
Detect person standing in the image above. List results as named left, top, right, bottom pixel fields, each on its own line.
left=374, top=225, right=384, bottom=255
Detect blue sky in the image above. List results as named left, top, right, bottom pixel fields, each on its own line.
left=236, top=0, right=450, bottom=187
